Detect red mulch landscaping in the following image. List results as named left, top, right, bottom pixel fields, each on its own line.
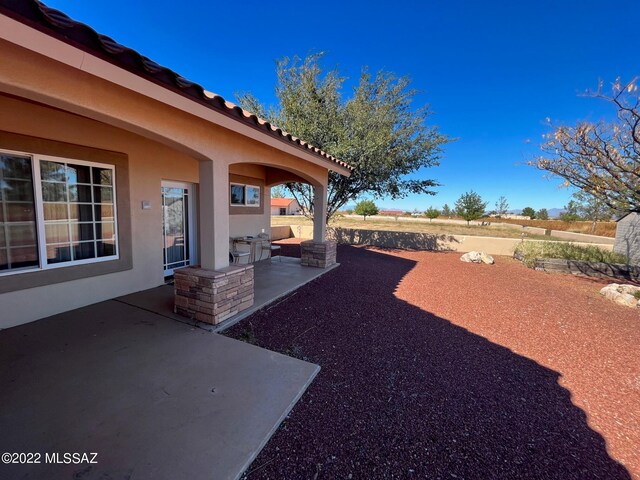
left=226, top=243, right=640, bottom=479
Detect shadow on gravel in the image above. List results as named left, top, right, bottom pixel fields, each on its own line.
left=226, top=245, right=631, bottom=480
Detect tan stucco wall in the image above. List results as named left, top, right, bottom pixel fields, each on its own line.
left=0, top=95, right=201, bottom=328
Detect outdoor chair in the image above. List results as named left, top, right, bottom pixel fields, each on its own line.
left=229, top=237, right=250, bottom=264
left=257, top=233, right=281, bottom=261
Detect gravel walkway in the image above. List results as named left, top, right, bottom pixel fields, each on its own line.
left=226, top=243, right=639, bottom=479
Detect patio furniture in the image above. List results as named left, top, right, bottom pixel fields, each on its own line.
left=232, top=236, right=262, bottom=263
left=229, top=238, right=250, bottom=264
left=258, top=233, right=281, bottom=262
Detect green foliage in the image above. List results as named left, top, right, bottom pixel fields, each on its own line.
left=514, top=241, right=628, bottom=268
left=536, top=208, right=549, bottom=220
left=441, top=204, right=452, bottom=217
left=455, top=191, right=487, bottom=225
left=521, top=207, right=536, bottom=219
left=354, top=200, right=379, bottom=220
left=237, top=53, right=449, bottom=222
left=634, top=291, right=640, bottom=300
left=424, top=207, right=440, bottom=221
left=559, top=200, right=582, bottom=221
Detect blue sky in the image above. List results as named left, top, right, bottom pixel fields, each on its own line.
left=45, top=0, right=640, bottom=212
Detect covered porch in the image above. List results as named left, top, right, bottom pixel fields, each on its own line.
left=123, top=245, right=337, bottom=332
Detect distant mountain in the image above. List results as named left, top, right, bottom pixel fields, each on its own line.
left=548, top=208, right=564, bottom=218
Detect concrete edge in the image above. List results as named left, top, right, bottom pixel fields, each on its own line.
left=211, top=262, right=340, bottom=333
left=233, top=363, right=322, bottom=480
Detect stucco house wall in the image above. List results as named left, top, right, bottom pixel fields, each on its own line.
left=614, top=212, right=640, bottom=265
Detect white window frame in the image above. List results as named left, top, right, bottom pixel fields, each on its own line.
left=230, top=182, right=260, bottom=207
left=0, top=148, right=119, bottom=277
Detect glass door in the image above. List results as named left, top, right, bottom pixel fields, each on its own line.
left=161, top=182, right=194, bottom=276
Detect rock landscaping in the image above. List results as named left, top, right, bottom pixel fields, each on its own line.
left=600, top=283, right=640, bottom=308
left=460, top=250, right=495, bottom=264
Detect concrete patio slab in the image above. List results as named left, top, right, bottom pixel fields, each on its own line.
left=116, top=256, right=339, bottom=332
left=0, top=300, right=320, bottom=480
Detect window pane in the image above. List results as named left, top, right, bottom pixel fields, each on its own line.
left=7, top=202, right=36, bottom=222
left=69, top=204, right=93, bottom=222
left=47, top=244, right=71, bottom=264
left=66, top=164, right=91, bottom=184
left=40, top=161, right=66, bottom=181
left=45, top=224, right=70, bottom=244
left=39, top=159, right=116, bottom=267
left=3, top=179, right=34, bottom=201
left=246, top=186, right=260, bottom=205
left=230, top=185, right=245, bottom=205
left=73, top=242, right=95, bottom=260
left=96, top=240, right=116, bottom=257
left=1, top=156, right=32, bottom=179
left=43, top=203, right=68, bottom=221
left=95, top=204, right=114, bottom=222
left=94, top=186, right=113, bottom=203
left=70, top=223, right=94, bottom=242
left=0, top=154, right=38, bottom=271
left=42, top=182, right=67, bottom=202
left=8, top=224, right=37, bottom=246
left=8, top=246, right=38, bottom=268
left=96, top=222, right=115, bottom=240
left=69, top=185, right=92, bottom=202
left=92, top=168, right=113, bottom=185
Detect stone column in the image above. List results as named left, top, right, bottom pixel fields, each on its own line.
left=173, top=159, right=254, bottom=325
left=301, top=176, right=337, bottom=268
left=199, top=159, right=229, bottom=270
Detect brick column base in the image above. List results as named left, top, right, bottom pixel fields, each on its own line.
left=300, top=240, right=337, bottom=268
left=174, top=264, right=254, bottom=325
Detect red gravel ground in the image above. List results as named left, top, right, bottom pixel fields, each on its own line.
left=225, top=243, right=640, bottom=479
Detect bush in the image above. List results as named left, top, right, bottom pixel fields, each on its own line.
left=514, top=241, right=628, bottom=268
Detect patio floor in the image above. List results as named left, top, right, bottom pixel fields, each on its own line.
left=0, top=298, right=320, bottom=480
left=116, top=256, right=338, bottom=332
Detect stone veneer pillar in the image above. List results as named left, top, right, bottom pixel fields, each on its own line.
left=300, top=240, right=337, bottom=268
left=174, top=264, right=254, bottom=325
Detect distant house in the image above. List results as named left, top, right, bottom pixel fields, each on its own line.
left=614, top=212, right=640, bottom=265
left=271, top=198, right=301, bottom=216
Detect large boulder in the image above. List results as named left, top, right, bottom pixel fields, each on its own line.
left=460, top=251, right=494, bottom=264
left=599, top=284, right=640, bottom=308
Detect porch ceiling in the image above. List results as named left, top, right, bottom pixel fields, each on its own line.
left=0, top=300, right=319, bottom=480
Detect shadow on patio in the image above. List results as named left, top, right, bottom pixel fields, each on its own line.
left=225, top=244, right=632, bottom=479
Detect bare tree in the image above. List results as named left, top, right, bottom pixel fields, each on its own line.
left=534, top=77, right=640, bottom=213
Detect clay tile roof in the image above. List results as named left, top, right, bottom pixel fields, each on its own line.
left=0, top=0, right=354, bottom=173
left=271, top=198, right=295, bottom=207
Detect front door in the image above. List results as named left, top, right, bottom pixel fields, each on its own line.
left=162, top=181, right=195, bottom=276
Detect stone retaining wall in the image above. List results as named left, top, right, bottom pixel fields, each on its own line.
left=533, top=258, right=640, bottom=282
left=174, top=264, right=254, bottom=325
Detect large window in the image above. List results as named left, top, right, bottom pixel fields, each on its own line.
left=0, top=150, right=118, bottom=275
left=230, top=183, right=260, bottom=207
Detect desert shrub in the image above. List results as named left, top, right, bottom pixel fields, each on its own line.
left=514, top=241, right=628, bottom=268
left=634, top=291, right=640, bottom=300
